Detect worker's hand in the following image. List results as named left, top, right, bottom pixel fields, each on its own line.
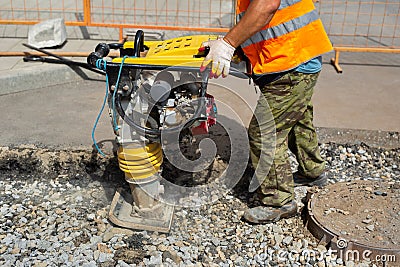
left=200, top=38, right=235, bottom=78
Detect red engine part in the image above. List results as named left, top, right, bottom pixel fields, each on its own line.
left=191, top=93, right=217, bottom=135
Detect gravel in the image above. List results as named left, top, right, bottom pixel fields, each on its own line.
left=0, top=138, right=399, bottom=266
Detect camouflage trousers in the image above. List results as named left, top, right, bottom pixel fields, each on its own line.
left=248, top=71, right=325, bottom=207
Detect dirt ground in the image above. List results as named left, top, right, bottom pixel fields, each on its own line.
left=0, top=127, right=399, bottom=265
left=311, top=180, right=400, bottom=248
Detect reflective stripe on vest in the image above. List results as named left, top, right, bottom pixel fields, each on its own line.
left=241, top=9, right=319, bottom=48
left=278, top=0, right=302, bottom=9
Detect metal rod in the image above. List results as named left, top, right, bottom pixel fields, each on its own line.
left=0, top=51, right=119, bottom=57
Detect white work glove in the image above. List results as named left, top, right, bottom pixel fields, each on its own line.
left=200, top=38, right=235, bottom=78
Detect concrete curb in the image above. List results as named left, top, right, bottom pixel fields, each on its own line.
left=0, top=64, right=103, bottom=95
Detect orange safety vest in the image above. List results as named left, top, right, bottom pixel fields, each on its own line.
left=236, top=0, right=333, bottom=74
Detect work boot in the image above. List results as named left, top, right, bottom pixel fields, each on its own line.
left=243, top=200, right=297, bottom=224
left=293, top=172, right=328, bottom=187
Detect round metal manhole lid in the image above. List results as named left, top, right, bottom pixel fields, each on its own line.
left=306, top=180, right=400, bottom=263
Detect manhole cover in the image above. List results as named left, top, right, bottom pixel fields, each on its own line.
left=305, top=180, right=400, bottom=264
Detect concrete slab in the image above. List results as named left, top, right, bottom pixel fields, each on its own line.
left=28, top=18, right=67, bottom=48
left=1, top=38, right=23, bottom=51
left=0, top=64, right=103, bottom=95
left=0, top=79, right=113, bottom=149
left=314, top=53, right=400, bottom=132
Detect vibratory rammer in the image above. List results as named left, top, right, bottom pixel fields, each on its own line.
left=87, top=30, right=247, bottom=232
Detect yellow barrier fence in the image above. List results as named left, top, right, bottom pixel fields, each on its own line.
left=0, top=0, right=234, bottom=39
left=0, top=0, right=87, bottom=26
left=1, top=0, right=399, bottom=72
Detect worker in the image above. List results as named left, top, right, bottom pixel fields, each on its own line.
left=200, top=0, right=333, bottom=223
